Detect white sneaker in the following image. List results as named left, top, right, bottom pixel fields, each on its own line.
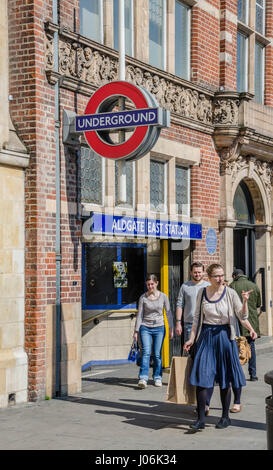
left=138, top=379, right=147, bottom=389
left=154, top=379, right=162, bottom=387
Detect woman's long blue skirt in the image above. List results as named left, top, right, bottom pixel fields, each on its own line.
left=190, top=324, right=246, bottom=389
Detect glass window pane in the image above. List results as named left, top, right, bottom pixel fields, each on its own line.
left=255, top=42, right=264, bottom=104
left=149, top=0, right=165, bottom=69
left=237, top=32, right=248, bottom=92
left=238, top=0, right=248, bottom=24
left=176, top=166, right=189, bottom=214
left=113, top=0, right=133, bottom=56
left=115, top=160, right=134, bottom=207
left=80, top=0, right=102, bottom=42
left=256, top=0, right=265, bottom=34
left=233, top=184, right=251, bottom=223
left=81, top=147, right=103, bottom=204
left=150, top=160, right=165, bottom=210
left=175, top=1, right=190, bottom=80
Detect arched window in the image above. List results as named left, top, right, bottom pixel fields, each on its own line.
left=233, top=180, right=255, bottom=225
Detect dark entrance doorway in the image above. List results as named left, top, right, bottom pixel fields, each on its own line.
left=168, top=242, right=184, bottom=358
left=233, top=181, right=256, bottom=281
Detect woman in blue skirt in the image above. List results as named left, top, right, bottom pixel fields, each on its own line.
left=184, top=263, right=258, bottom=430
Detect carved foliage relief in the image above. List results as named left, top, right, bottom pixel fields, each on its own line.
left=45, top=34, right=240, bottom=127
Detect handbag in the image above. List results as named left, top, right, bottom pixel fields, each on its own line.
left=128, top=339, right=140, bottom=363
left=235, top=336, right=251, bottom=365
left=166, top=356, right=196, bottom=405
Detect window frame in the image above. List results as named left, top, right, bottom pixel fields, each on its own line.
left=113, top=0, right=134, bottom=57
left=115, top=160, right=136, bottom=209
left=174, top=0, right=191, bottom=80
left=175, top=164, right=190, bottom=217
left=237, top=0, right=249, bottom=25
left=79, top=0, right=104, bottom=43
left=149, top=0, right=167, bottom=71
left=254, top=41, right=265, bottom=104
left=237, top=30, right=249, bottom=93
left=256, top=0, right=266, bottom=36
left=150, top=158, right=168, bottom=213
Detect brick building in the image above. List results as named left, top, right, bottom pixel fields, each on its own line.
left=2, top=0, right=273, bottom=405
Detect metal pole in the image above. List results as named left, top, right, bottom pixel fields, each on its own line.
left=118, top=0, right=126, bottom=204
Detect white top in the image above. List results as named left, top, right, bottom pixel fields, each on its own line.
left=202, top=288, right=229, bottom=325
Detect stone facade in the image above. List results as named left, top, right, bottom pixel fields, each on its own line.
left=4, top=0, right=273, bottom=403
left=0, top=0, right=29, bottom=408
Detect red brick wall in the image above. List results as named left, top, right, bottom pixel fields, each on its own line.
left=219, top=0, right=237, bottom=91
left=191, top=1, right=220, bottom=90
left=265, top=1, right=273, bottom=106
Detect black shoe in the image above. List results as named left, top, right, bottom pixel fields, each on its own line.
left=216, top=417, right=231, bottom=429
left=190, top=420, right=205, bottom=430
left=250, top=376, right=258, bottom=381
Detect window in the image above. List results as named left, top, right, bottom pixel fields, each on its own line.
left=256, top=0, right=265, bottom=35
left=176, top=166, right=190, bottom=215
left=150, top=159, right=166, bottom=211
left=237, top=0, right=249, bottom=24
left=149, top=0, right=166, bottom=70
left=237, top=32, right=248, bottom=92
left=115, top=160, right=135, bottom=207
left=255, top=42, right=265, bottom=103
left=81, top=147, right=104, bottom=205
left=113, top=0, right=134, bottom=56
left=80, top=0, right=103, bottom=43
left=175, top=1, right=191, bottom=80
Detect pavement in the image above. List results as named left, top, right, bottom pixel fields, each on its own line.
left=0, top=337, right=273, bottom=452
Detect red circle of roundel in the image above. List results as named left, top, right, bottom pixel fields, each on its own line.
left=84, top=81, right=149, bottom=159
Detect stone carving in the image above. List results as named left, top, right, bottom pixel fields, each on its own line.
left=255, top=160, right=273, bottom=198
left=219, top=136, right=245, bottom=175
left=213, top=98, right=240, bottom=125
left=45, top=31, right=244, bottom=129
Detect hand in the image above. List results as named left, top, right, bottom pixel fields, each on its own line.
left=133, top=331, right=138, bottom=341
left=169, top=328, right=174, bottom=340
left=249, top=330, right=258, bottom=340
left=175, top=322, right=182, bottom=337
left=183, top=339, right=193, bottom=352
left=242, top=289, right=253, bottom=302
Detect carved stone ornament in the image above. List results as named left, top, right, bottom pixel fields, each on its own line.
left=213, top=98, right=240, bottom=125
left=254, top=159, right=273, bottom=199
left=219, top=136, right=245, bottom=175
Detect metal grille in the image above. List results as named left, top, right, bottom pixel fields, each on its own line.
left=176, top=166, right=189, bottom=214
left=150, top=160, right=165, bottom=211
left=81, top=146, right=103, bottom=204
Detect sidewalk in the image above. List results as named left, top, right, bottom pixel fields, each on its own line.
left=0, top=342, right=272, bottom=450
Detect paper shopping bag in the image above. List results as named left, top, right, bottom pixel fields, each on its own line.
left=166, top=356, right=196, bottom=405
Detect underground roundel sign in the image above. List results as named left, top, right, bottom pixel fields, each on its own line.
left=75, top=81, right=170, bottom=161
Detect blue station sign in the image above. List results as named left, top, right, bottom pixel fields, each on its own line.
left=89, top=213, right=202, bottom=240
left=76, top=108, right=160, bottom=133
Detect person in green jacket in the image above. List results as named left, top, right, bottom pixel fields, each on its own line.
left=230, top=269, right=261, bottom=382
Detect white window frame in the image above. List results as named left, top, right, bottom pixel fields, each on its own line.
left=175, top=0, right=191, bottom=80
left=113, top=0, right=134, bottom=57
left=255, top=41, right=265, bottom=104
left=149, top=0, right=167, bottom=71
left=175, top=165, right=190, bottom=217
left=80, top=0, right=104, bottom=44
left=115, top=160, right=135, bottom=209
left=238, top=0, right=249, bottom=25
left=237, top=31, right=249, bottom=92
left=150, top=158, right=168, bottom=213
left=256, top=0, right=266, bottom=35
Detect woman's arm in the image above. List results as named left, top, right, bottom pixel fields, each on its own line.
left=239, top=318, right=258, bottom=340
left=133, top=296, right=144, bottom=340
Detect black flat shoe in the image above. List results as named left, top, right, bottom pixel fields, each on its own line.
left=216, top=417, right=231, bottom=429
left=250, top=376, right=258, bottom=381
left=190, top=420, right=205, bottom=430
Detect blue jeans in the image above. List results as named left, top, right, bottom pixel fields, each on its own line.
left=139, top=325, right=165, bottom=382
left=246, top=337, right=257, bottom=377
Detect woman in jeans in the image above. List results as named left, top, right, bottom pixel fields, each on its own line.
left=133, top=274, right=173, bottom=388
left=184, top=263, right=257, bottom=430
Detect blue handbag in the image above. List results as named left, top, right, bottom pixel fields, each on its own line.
left=128, top=339, right=140, bottom=363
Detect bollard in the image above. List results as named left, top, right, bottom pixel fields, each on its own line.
left=265, top=370, right=273, bottom=450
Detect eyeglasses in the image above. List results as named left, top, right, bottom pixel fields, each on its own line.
left=211, top=274, right=225, bottom=278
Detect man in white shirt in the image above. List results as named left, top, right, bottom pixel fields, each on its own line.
left=175, top=262, right=210, bottom=345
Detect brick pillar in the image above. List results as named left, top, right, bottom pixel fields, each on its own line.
left=219, top=0, right=237, bottom=91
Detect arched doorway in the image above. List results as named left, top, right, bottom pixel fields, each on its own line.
left=233, top=180, right=256, bottom=280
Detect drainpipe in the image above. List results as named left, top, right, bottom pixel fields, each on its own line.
left=53, top=0, right=61, bottom=397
